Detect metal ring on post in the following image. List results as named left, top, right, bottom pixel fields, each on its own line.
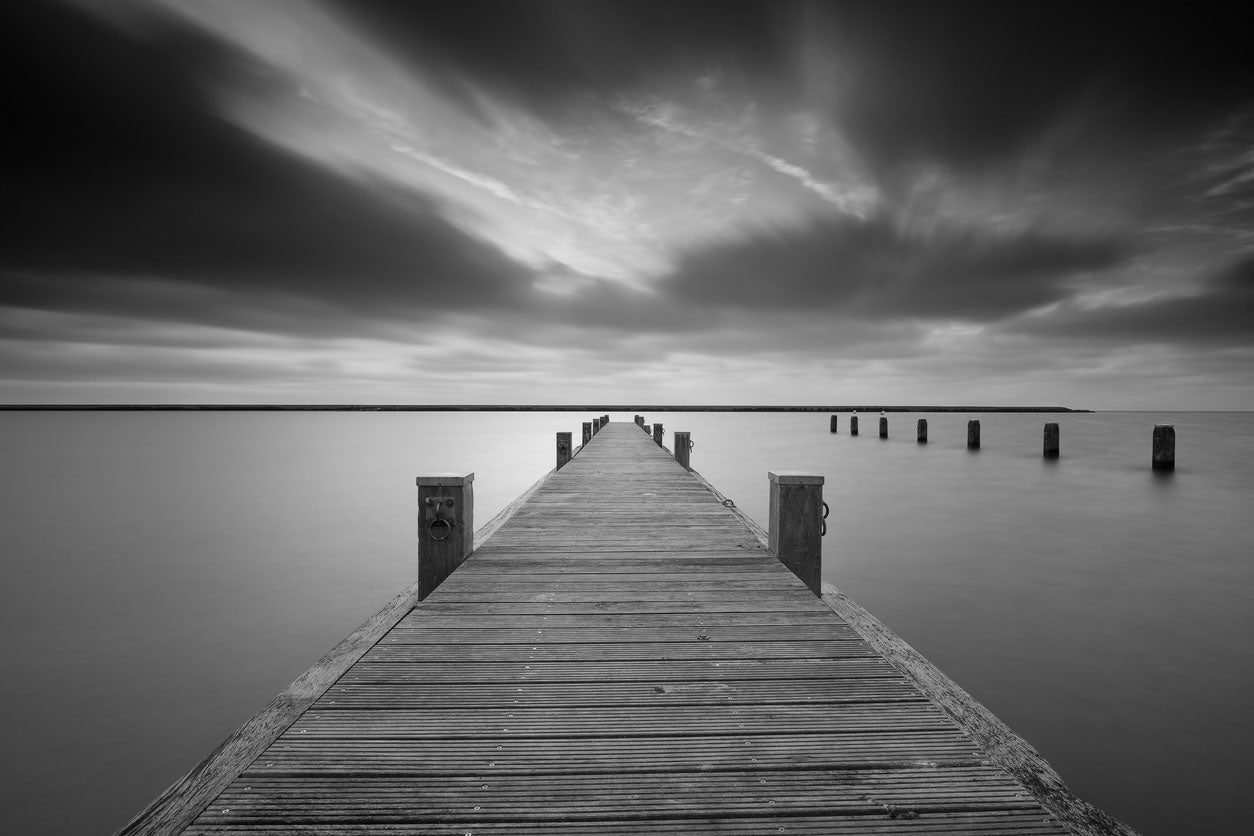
left=822, top=501, right=829, bottom=520
left=428, top=517, right=452, bottom=541
left=820, top=518, right=827, bottom=537
left=722, top=498, right=735, bottom=507
left=688, top=439, right=695, bottom=449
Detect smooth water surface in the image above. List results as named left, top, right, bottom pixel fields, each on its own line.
left=1, top=410, right=1251, bottom=833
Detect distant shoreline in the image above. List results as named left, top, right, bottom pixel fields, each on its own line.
left=0, top=404, right=1091, bottom=413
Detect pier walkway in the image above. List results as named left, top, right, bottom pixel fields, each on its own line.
left=128, top=421, right=1123, bottom=835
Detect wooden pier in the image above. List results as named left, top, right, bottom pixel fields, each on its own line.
left=121, top=421, right=1135, bottom=835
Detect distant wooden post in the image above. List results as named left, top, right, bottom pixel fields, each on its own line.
left=768, top=471, right=825, bottom=596
left=593, top=417, right=601, bottom=435
left=416, top=473, right=474, bottom=601
left=829, top=414, right=838, bottom=433
left=582, top=422, right=592, bottom=446
left=602, top=414, right=609, bottom=427
left=1153, top=425, right=1175, bottom=472
left=850, top=415, right=859, bottom=436
left=653, top=422, right=664, bottom=447
left=674, top=431, right=692, bottom=470
left=556, top=432, right=572, bottom=470
left=879, top=415, right=888, bottom=438
left=1043, top=423, right=1060, bottom=459
left=917, top=418, right=928, bottom=443
left=967, top=419, right=981, bottom=450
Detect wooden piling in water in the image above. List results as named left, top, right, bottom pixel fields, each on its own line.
left=968, top=419, right=981, bottom=450
left=674, top=431, right=692, bottom=470
left=879, top=415, right=888, bottom=438
left=850, top=415, right=859, bottom=436
left=830, top=414, right=838, bottom=433
left=415, top=473, right=474, bottom=601
left=652, top=422, right=664, bottom=447
left=1044, top=423, right=1060, bottom=459
left=917, top=418, right=928, bottom=443
left=556, top=432, right=572, bottom=470
left=1153, top=425, right=1175, bottom=472
left=582, top=422, right=592, bottom=446
left=768, top=471, right=825, bottom=595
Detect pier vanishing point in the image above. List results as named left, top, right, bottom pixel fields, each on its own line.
left=120, top=420, right=1136, bottom=835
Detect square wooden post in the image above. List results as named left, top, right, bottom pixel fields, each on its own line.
left=1153, top=425, right=1175, bottom=472
left=556, top=432, right=572, bottom=470
left=416, top=473, right=474, bottom=601
left=652, top=422, right=664, bottom=447
left=1043, top=423, right=1059, bottom=459
left=674, top=431, right=691, bottom=470
left=582, top=422, right=592, bottom=446
left=768, top=471, right=824, bottom=596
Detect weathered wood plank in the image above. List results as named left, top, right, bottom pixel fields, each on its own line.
left=185, top=809, right=1067, bottom=834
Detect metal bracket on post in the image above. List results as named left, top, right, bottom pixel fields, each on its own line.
left=416, top=473, right=474, bottom=601
left=768, top=471, right=824, bottom=596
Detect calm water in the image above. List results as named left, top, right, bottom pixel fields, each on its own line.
left=1, top=411, right=1250, bottom=834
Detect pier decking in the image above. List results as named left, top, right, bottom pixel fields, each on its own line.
left=125, top=421, right=1130, bottom=835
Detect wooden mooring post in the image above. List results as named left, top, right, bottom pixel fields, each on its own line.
left=556, top=432, right=572, bottom=470
left=830, top=414, right=838, bottom=433
left=917, top=418, right=928, bottom=443
left=968, top=419, right=981, bottom=450
left=593, top=417, right=601, bottom=434
left=673, top=431, right=692, bottom=470
left=879, top=414, right=888, bottom=439
left=415, top=473, right=473, bottom=601
left=652, top=422, right=664, bottom=447
left=850, top=414, right=859, bottom=436
left=1044, top=422, right=1060, bottom=459
left=582, top=422, right=592, bottom=446
left=1153, top=424, right=1175, bottom=472
left=768, top=471, right=825, bottom=595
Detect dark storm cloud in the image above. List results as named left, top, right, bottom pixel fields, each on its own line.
left=1017, top=254, right=1254, bottom=346
left=328, top=0, right=792, bottom=114
left=0, top=2, right=532, bottom=335
left=658, top=217, right=1130, bottom=322
left=329, top=0, right=1254, bottom=173
left=816, top=2, right=1254, bottom=172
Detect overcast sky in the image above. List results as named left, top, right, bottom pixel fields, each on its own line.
left=2, top=0, right=1252, bottom=408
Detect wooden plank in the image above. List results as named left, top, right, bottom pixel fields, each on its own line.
left=279, top=702, right=957, bottom=738
left=185, top=810, right=1067, bottom=834
left=188, top=767, right=1043, bottom=824
left=362, top=639, right=875, bottom=662
left=340, top=658, right=898, bottom=683
left=313, top=678, right=928, bottom=708
left=239, top=730, right=985, bottom=774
